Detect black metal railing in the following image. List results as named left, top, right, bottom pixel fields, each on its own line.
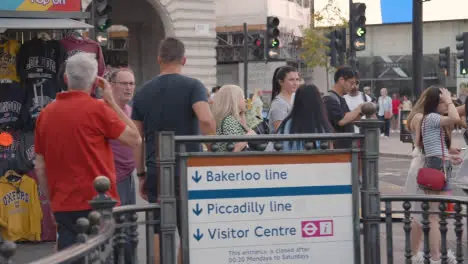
left=381, top=194, right=468, bottom=264
left=0, top=176, right=160, bottom=264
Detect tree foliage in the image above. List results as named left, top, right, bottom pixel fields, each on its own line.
left=300, top=0, right=348, bottom=69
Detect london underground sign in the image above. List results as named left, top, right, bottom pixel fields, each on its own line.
left=184, top=154, right=355, bottom=263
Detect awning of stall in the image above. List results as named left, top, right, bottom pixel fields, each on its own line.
left=0, top=18, right=93, bottom=31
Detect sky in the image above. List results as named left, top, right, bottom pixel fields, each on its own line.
left=314, top=0, right=468, bottom=26
left=380, top=0, right=412, bottom=24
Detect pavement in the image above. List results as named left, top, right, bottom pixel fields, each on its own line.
left=379, top=131, right=466, bottom=158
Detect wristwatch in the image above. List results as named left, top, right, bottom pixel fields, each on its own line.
left=136, top=171, right=146, bottom=178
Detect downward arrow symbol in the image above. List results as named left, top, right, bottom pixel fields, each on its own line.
left=193, top=229, right=203, bottom=241
left=192, top=204, right=203, bottom=216
left=192, top=171, right=202, bottom=183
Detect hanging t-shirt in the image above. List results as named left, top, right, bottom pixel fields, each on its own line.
left=0, top=82, right=28, bottom=129
left=0, top=172, right=42, bottom=242
left=0, top=40, right=21, bottom=82
left=0, top=131, right=35, bottom=176
left=16, top=38, right=67, bottom=123
left=60, top=35, right=105, bottom=96
left=60, top=35, right=105, bottom=76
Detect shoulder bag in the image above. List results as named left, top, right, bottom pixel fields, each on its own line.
left=416, top=117, right=446, bottom=191
left=383, top=98, right=393, bottom=119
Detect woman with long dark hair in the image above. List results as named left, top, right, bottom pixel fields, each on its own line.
left=408, top=85, right=461, bottom=263
left=267, top=66, right=300, bottom=133
left=276, top=84, right=333, bottom=150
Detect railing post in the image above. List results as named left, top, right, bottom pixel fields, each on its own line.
left=89, top=176, right=118, bottom=219
left=88, top=176, right=118, bottom=263
left=156, top=132, right=177, bottom=264
left=356, top=103, right=382, bottom=264
left=76, top=217, right=90, bottom=243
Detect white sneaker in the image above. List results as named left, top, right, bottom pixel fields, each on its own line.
left=446, top=250, right=457, bottom=264
left=431, top=250, right=457, bottom=264
left=380, top=133, right=384, bottom=137
left=412, top=252, right=424, bottom=264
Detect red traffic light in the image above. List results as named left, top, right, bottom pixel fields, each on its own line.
left=254, top=39, right=262, bottom=47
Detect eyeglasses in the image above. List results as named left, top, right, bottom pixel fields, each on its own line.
left=113, top=81, right=135, bottom=86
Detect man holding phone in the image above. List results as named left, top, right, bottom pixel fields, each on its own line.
left=34, top=52, right=141, bottom=251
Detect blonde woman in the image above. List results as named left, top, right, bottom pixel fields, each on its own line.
left=211, top=85, right=256, bottom=152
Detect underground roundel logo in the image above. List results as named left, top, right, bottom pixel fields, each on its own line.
left=301, top=220, right=334, bottom=238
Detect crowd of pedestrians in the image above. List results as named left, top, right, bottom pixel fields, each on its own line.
left=32, top=36, right=468, bottom=264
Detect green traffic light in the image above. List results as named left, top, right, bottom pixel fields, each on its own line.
left=271, top=38, right=280, bottom=48
left=463, top=68, right=467, bottom=75
left=356, top=27, right=366, bottom=37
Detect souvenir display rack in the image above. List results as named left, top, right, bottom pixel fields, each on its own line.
left=0, top=3, right=98, bottom=243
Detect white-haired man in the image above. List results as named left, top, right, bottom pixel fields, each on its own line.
left=34, top=52, right=141, bottom=251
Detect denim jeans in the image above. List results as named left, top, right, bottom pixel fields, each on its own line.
left=378, top=115, right=390, bottom=136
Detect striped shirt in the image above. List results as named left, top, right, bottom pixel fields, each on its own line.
left=422, top=113, right=448, bottom=157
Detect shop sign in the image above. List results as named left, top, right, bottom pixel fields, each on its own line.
left=0, top=0, right=81, bottom=12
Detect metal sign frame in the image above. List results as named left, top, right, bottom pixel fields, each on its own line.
left=155, top=120, right=384, bottom=264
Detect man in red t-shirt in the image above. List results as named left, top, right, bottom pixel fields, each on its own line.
left=391, top=93, right=401, bottom=132
left=34, top=53, right=141, bottom=251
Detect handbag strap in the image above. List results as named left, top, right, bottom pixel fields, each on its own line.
left=440, top=126, right=447, bottom=176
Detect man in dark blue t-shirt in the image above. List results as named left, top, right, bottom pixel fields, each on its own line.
left=131, top=37, right=216, bottom=263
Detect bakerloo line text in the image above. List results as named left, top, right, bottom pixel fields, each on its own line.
left=206, top=169, right=288, bottom=182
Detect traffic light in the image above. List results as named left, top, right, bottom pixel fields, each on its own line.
left=325, top=29, right=346, bottom=67
left=335, top=28, right=347, bottom=65
left=95, top=0, right=112, bottom=32
left=351, top=3, right=366, bottom=51
left=325, top=31, right=337, bottom=67
left=266, top=16, right=280, bottom=60
left=461, top=61, right=467, bottom=75
left=456, top=32, right=468, bottom=74
left=253, top=38, right=264, bottom=60
left=438, top=47, right=450, bottom=76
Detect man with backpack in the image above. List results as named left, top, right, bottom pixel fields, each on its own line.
left=323, top=66, right=364, bottom=148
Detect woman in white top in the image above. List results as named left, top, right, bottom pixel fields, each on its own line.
left=267, top=66, right=300, bottom=133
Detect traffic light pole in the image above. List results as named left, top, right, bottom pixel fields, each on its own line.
left=243, top=23, right=249, bottom=99
left=348, top=0, right=357, bottom=70
left=89, top=0, right=96, bottom=40
left=412, top=0, right=423, bottom=98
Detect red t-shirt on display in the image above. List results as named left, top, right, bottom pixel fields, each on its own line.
left=35, top=91, right=125, bottom=212
left=392, top=99, right=401, bottom=115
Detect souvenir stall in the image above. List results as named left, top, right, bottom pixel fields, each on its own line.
left=0, top=1, right=102, bottom=242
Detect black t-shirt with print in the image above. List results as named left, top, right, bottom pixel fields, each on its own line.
left=132, top=74, right=208, bottom=194
left=323, top=90, right=354, bottom=148
left=0, top=82, right=29, bottom=130
left=16, top=38, right=67, bottom=126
